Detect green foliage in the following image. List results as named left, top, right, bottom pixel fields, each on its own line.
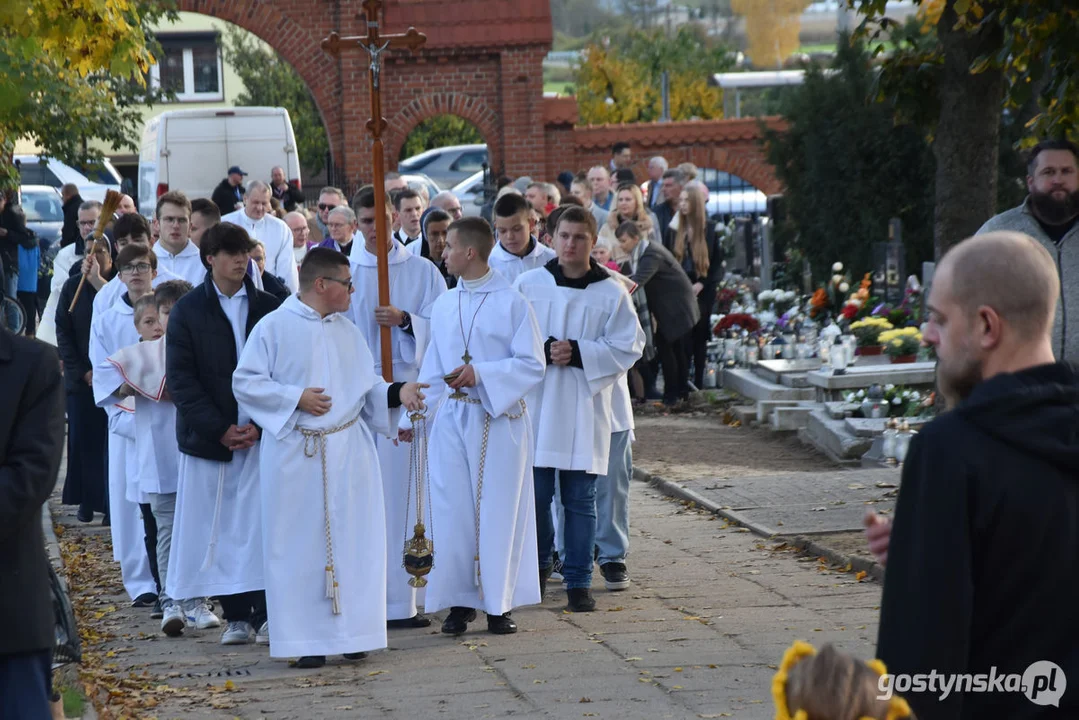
left=763, top=37, right=936, bottom=284
left=849, top=0, right=1079, bottom=143
left=221, top=26, right=328, bottom=175
left=576, top=26, right=733, bottom=123
left=398, top=115, right=484, bottom=162
left=0, top=0, right=176, bottom=191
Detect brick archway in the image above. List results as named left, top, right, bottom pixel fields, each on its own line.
left=177, top=0, right=343, bottom=167
left=384, top=93, right=502, bottom=175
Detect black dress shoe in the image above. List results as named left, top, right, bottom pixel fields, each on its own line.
left=440, top=606, right=477, bottom=635
left=295, top=655, right=326, bottom=669
left=77, top=507, right=94, bottom=523
left=343, top=652, right=367, bottom=661
left=566, top=588, right=596, bottom=613
left=387, top=613, right=432, bottom=629
left=486, top=613, right=517, bottom=634
left=101, top=514, right=111, bottom=527
left=131, top=592, right=158, bottom=608
left=539, top=566, right=551, bottom=596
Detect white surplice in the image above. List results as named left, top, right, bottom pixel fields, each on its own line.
left=488, top=240, right=556, bottom=286
left=408, top=269, right=546, bottom=615
left=233, top=295, right=396, bottom=658
left=37, top=243, right=80, bottom=346
left=166, top=283, right=264, bottom=601
left=88, top=296, right=156, bottom=600
left=106, top=337, right=178, bottom=496
left=153, top=240, right=205, bottom=287
left=346, top=239, right=446, bottom=620
left=222, top=210, right=300, bottom=293
left=513, top=266, right=644, bottom=475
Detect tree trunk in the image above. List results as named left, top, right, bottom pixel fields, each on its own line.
left=932, top=0, right=1005, bottom=258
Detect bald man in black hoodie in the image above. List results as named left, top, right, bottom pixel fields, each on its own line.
left=876, top=231, right=1079, bottom=719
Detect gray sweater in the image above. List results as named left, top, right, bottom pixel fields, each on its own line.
left=977, top=197, right=1079, bottom=362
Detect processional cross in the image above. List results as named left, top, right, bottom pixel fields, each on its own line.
left=322, top=0, right=426, bottom=382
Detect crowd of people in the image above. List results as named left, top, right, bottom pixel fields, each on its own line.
left=5, top=139, right=1079, bottom=719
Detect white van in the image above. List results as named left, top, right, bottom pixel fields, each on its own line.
left=138, top=107, right=302, bottom=217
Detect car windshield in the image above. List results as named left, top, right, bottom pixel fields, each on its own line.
left=22, top=191, right=64, bottom=222
left=78, top=162, right=121, bottom=185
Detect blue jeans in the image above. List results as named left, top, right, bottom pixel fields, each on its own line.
left=0, top=649, right=52, bottom=720
left=596, top=431, right=632, bottom=565
left=534, top=467, right=597, bottom=590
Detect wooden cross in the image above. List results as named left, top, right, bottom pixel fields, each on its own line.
left=322, top=0, right=426, bottom=382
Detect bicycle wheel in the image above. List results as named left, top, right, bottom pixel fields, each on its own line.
left=1, top=296, right=26, bottom=335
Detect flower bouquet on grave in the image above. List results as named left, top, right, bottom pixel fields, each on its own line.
left=879, top=327, right=922, bottom=363
left=848, top=317, right=893, bottom=354
left=713, top=313, right=760, bottom=336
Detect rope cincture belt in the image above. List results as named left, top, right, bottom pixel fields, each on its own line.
left=299, top=413, right=361, bottom=615
left=450, top=394, right=526, bottom=600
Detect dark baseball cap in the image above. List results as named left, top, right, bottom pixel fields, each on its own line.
left=228, top=166, right=248, bottom=176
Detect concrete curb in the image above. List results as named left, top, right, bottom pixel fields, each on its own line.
left=788, top=535, right=885, bottom=583
left=633, top=468, right=885, bottom=583
left=632, top=467, right=779, bottom=537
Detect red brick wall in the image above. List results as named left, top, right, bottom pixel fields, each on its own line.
left=176, top=0, right=781, bottom=194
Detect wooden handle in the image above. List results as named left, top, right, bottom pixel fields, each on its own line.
left=67, top=273, right=89, bottom=313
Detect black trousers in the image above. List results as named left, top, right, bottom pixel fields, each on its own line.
left=139, top=503, right=161, bottom=594
left=16, top=290, right=38, bottom=336
left=0, top=649, right=52, bottom=720
left=219, top=590, right=267, bottom=628
left=655, top=328, right=690, bottom=404
left=685, top=313, right=712, bottom=389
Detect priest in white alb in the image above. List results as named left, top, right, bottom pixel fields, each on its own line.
left=513, top=205, right=644, bottom=613
left=345, top=186, right=447, bottom=629
left=404, top=217, right=546, bottom=636
left=222, top=180, right=300, bottom=293
left=234, top=247, right=428, bottom=669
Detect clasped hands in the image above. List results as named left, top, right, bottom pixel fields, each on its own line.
left=549, top=340, right=574, bottom=366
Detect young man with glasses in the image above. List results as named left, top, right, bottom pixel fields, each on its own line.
left=154, top=191, right=204, bottom=286
left=89, top=243, right=161, bottom=609
left=90, top=214, right=183, bottom=319
left=345, top=185, right=447, bottom=632
left=234, top=247, right=427, bottom=669
left=37, top=200, right=101, bottom=346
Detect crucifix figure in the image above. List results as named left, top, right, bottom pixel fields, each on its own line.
left=322, top=0, right=426, bottom=382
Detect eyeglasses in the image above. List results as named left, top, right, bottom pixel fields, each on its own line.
left=320, top=276, right=353, bottom=291
left=78, top=220, right=97, bottom=228
left=326, top=222, right=351, bottom=230
left=120, top=262, right=153, bottom=275
left=318, top=203, right=339, bottom=211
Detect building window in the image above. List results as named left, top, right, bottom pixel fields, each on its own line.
left=151, top=32, right=223, bottom=102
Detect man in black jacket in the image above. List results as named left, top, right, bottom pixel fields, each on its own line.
left=270, top=166, right=304, bottom=213
left=166, top=222, right=281, bottom=646
left=615, top=221, right=699, bottom=406
left=0, top=327, right=65, bottom=718
left=877, top=231, right=1079, bottom=719
left=60, top=183, right=84, bottom=249
left=211, top=166, right=247, bottom=217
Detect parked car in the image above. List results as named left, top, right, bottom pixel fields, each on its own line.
left=14, top=155, right=118, bottom=203
left=399, top=144, right=487, bottom=189
left=139, top=107, right=302, bottom=218
left=18, top=185, right=64, bottom=250
left=451, top=170, right=486, bottom=217
left=698, top=167, right=767, bottom=218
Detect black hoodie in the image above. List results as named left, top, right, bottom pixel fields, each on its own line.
left=878, top=363, right=1079, bottom=719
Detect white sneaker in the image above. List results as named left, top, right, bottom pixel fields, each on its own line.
left=255, top=621, right=269, bottom=645
left=188, top=604, right=222, bottom=630
left=220, top=621, right=253, bottom=645
left=161, top=604, right=185, bottom=637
